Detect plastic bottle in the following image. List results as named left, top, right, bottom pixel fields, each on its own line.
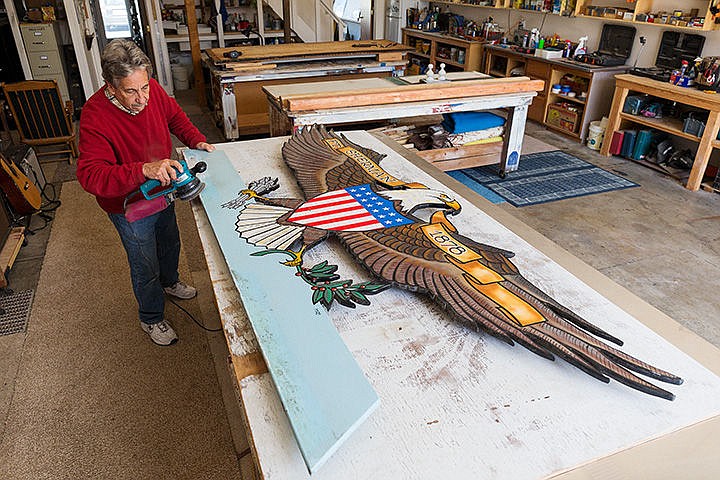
left=538, top=37, right=545, bottom=49
left=574, top=36, right=588, bottom=56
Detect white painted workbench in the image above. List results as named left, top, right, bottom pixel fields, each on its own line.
left=191, top=132, right=720, bottom=479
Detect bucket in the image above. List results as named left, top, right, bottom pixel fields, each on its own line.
left=172, top=64, right=190, bottom=90
left=587, top=120, right=605, bottom=150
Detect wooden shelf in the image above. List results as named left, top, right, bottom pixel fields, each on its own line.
left=618, top=113, right=701, bottom=142
left=545, top=123, right=581, bottom=139
left=403, top=29, right=484, bottom=73
left=483, top=45, right=624, bottom=141
left=431, top=1, right=718, bottom=31
left=435, top=56, right=466, bottom=68
left=408, top=51, right=431, bottom=60
left=548, top=93, right=586, bottom=106
left=601, top=74, right=720, bottom=191
left=0, top=227, right=24, bottom=289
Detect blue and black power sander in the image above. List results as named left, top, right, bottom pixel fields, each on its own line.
left=140, top=158, right=207, bottom=202
left=123, top=158, right=207, bottom=220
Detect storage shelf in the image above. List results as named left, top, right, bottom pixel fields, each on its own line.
left=575, top=14, right=714, bottom=32
left=548, top=93, right=586, bottom=106
left=165, top=33, right=217, bottom=43
left=408, top=51, right=431, bottom=60
left=545, top=123, right=581, bottom=139
left=403, top=28, right=483, bottom=73
left=619, top=113, right=701, bottom=142
left=434, top=56, right=466, bottom=68
left=430, top=1, right=718, bottom=31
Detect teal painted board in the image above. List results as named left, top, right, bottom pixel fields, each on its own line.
left=188, top=149, right=380, bottom=473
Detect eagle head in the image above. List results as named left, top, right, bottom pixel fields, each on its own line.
left=379, top=184, right=461, bottom=218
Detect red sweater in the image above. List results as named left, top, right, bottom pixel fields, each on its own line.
left=77, top=78, right=206, bottom=213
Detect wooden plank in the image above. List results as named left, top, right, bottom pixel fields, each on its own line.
left=0, top=227, right=24, bottom=288
left=282, top=77, right=545, bottom=111
left=615, top=74, right=720, bottom=111
left=687, top=109, right=720, bottom=191
left=206, top=40, right=411, bottom=64
left=203, top=134, right=720, bottom=479
left=415, top=141, right=503, bottom=164
left=183, top=0, right=204, bottom=102
left=189, top=149, right=379, bottom=473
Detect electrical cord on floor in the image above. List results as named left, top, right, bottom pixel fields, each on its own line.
left=24, top=162, right=62, bottom=234
left=167, top=296, right=223, bottom=332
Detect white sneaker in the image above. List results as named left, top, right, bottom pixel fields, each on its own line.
left=140, top=319, right=178, bottom=346
left=163, top=281, right=197, bottom=300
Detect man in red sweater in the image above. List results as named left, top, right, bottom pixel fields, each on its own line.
left=77, top=39, right=215, bottom=346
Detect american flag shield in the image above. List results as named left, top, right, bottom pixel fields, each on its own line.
left=287, top=184, right=414, bottom=232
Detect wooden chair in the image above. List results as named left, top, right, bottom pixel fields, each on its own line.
left=1, top=80, right=77, bottom=164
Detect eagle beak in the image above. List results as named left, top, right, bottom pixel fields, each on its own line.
left=446, top=199, right=461, bottom=215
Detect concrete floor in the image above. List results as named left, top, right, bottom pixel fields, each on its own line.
left=1, top=87, right=719, bottom=478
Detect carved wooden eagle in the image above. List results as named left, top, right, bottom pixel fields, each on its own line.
left=227, top=126, right=682, bottom=400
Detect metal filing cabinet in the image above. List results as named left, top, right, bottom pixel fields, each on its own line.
left=20, top=23, right=69, bottom=101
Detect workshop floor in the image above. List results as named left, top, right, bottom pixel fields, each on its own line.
left=1, top=87, right=719, bottom=479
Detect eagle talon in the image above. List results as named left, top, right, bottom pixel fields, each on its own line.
left=281, top=246, right=307, bottom=267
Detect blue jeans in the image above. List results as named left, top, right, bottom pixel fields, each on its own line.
left=109, top=204, right=180, bottom=325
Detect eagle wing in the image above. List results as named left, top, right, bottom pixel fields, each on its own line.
left=335, top=221, right=681, bottom=400
left=281, top=126, right=396, bottom=197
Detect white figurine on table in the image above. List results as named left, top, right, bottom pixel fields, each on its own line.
left=438, top=63, right=447, bottom=81
left=425, top=63, right=435, bottom=83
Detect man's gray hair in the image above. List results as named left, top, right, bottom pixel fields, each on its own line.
left=101, top=39, right=153, bottom=87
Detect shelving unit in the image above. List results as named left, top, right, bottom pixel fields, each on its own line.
left=429, top=0, right=718, bottom=31
left=600, top=74, right=720, bottom=191
left=484, top=44, right=627, bottom=141
left=402, top=29, right=485, bottom=73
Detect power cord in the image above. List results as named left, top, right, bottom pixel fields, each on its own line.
left=167, top=296, right=223, bottom=332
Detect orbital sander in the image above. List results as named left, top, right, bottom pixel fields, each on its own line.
left=123, top=158, right=207, bottom=222
left=140, top=158, right=207, bottom=202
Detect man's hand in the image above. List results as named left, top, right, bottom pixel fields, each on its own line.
left=142, top=159, right=183, bottom=186
left=195, top=142, right=215, bottom=152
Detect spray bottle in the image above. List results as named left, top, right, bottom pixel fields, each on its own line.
left=529, top=28, right=539, bottom=49
left=574, top=36, right=588, bottom=56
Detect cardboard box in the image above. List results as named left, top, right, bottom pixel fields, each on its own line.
left=546, top=103, right=581, bottom=133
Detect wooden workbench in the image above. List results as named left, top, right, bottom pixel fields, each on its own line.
left=263, top=75, right=544, bottom=176
left=190, top=132, right=720, bottom=479
left=204, top=41, right=411, bottom=138
left=600, top=74, right=720, bottom=191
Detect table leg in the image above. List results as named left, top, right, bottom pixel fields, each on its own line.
left=222, top=86, right=239, bottom=140
left=687, top=109, right=720, bottom=191
left=499, top=104, right=528, bottom=177
left=600, top=84, right=629, bottom=157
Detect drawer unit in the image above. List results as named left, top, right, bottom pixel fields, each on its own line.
left=26, top=50, right=64, bottom=75
left=21, top=23, right=61, bottom=52
left=19, top=23, right=69, bottom=101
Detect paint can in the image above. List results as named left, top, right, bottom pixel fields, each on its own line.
left=172, top=64, right=190, bottom=90
left=586, top=120, right=605, bottom=150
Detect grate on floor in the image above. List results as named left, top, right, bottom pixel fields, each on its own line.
left=0, top=290, right=35, bottom=336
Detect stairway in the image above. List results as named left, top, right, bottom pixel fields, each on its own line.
left=264, top=0, right=345, bottom=42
